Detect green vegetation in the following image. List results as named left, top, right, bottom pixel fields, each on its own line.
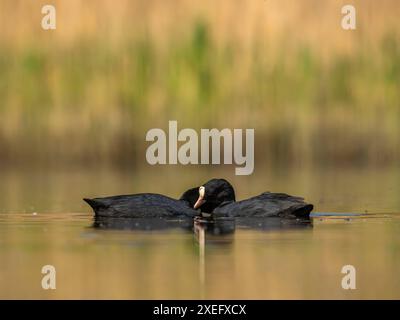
left=0, top=1, right=399, bottom=168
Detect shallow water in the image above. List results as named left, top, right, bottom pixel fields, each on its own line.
left=1, top=166, right=400, bottom=299
left=0, top=212, right=399, bottom=299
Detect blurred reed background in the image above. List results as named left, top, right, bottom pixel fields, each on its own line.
left=0, top=0, right=399, bottom=169
left=2, top=1, right=400, bottom=300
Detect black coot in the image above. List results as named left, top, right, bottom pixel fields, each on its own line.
left=84, top=187, right=199, bottom=218
left=191, top=178, right=313, bottom=218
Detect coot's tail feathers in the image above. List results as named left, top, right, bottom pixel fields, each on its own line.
left=83, top=198, right=108, bottom=211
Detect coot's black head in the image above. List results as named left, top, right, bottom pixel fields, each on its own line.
left=193, top=179, right=236, bottom=213
left=179, top=187, right=200, bottom=208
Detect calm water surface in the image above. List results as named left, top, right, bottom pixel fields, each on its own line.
left=0, top=166, right=400, bottom=299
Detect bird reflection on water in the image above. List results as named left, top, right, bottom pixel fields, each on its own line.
left=92, top=215, right=312, bottom=234
left=92, top=214, right=311, bottom=297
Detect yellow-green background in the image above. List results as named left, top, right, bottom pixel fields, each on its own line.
left=0, top=0, right=399, bottom=168
left=1, top=1, right=400, bottom=300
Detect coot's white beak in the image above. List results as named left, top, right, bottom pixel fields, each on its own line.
left=194, top=186, right=206, bottom=209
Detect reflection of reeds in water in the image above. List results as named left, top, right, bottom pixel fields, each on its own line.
left=0, top=0, right=400, bottom=167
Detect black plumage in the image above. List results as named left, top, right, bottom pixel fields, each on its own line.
left=84, top=190, right=198, bottom=218
left=194, top=179, right=313, bottom=218
left=83, top=178, right=313, bottom=219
